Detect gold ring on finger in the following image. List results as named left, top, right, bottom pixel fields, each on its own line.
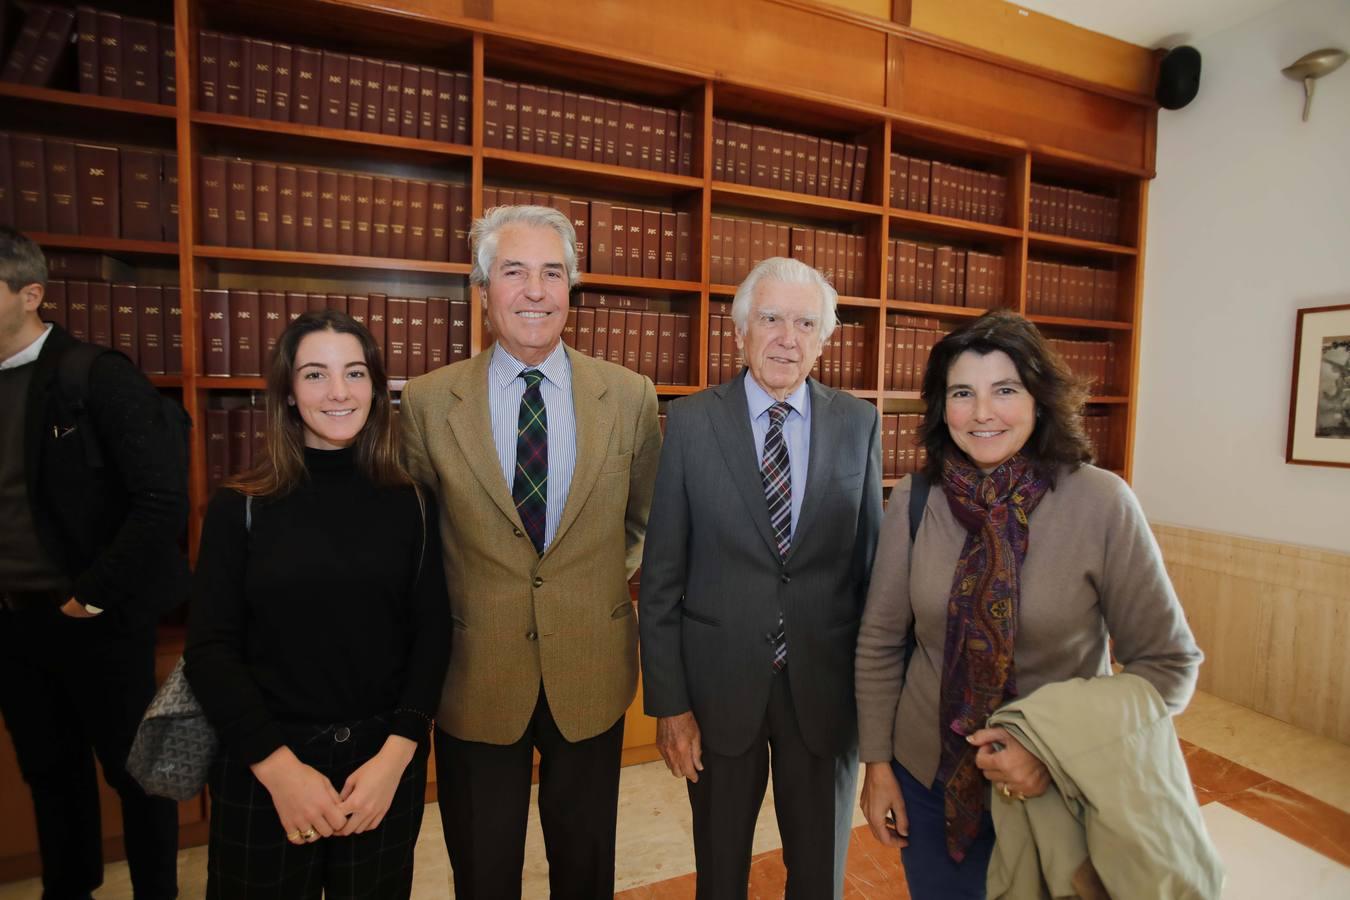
left=287, top=829, right=303, bottom=842
left=998, top=782, right=1012, bottom=799
left=301, top=827, right=318, bottom=840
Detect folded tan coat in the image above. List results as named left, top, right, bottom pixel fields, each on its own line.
left=986, top=673, right=1224, bottom=900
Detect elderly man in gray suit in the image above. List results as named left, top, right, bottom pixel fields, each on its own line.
left=639, top=256, right=883, bottom=899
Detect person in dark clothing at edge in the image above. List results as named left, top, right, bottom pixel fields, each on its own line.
left=0, top=226, right=188, bottom=899
left=185, top=309, right=450, bottom=899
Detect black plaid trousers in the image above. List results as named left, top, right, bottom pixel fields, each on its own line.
left=206, top=714, right=429, bottom=900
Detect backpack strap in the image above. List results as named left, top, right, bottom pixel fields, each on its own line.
left=55, top=343, right=115, bottom=470
left=245, top=495, right=253, bottom=532
left=908, top=471, right=930, bottom=544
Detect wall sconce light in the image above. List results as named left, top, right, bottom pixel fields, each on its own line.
left=1282, top=48, right=1347, bottom=121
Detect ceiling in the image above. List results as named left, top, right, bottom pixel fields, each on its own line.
left=1005, top=0, right=1291, bottom=47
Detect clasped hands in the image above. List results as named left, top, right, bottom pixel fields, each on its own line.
left=860, top=726, right=1051, bottom=849
left=250, top=736, right=417, bottom=845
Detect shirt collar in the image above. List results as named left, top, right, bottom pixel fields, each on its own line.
left=0, top=323, right=53, bottom=371
left=744, top=371, right=809, bottom=422
left=490, top=340, right=571, bottom=391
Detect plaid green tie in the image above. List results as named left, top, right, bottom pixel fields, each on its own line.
left=512, top=369, right=548, bottom=554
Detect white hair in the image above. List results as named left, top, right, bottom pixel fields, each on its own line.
left=730, top=256, right=839, bottom=341
left=469, top=205, right=581, bottom=292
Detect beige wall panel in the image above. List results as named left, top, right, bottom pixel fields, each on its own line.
left=1155, top=524, right=1350, bottom=745
left=371, top=0, right=889, bottom=106
left=909, top=0, right=1155, bottom=96
left=898, top=39, right=1148, bottom=168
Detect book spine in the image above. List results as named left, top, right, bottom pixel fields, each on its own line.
left=642, top=209, right=661, bottom=279
left=77, top=7, right=100, bottom=94
left=228, top=289, right=260, bottom=375
left=570, top=199, right=590, bottom=273
left=199, top=288, right=229, bottom=375
left=388, top=177, right=408, bottom=258
left=24, top=6, right=76, bottom=88
left=2, top=6, right=52, bottom=84
left=449, top=182, right=469, bottom=263
left=589, top=201, right=612, bottom=275
left=226, top=157, right=253, bottom=247
left=318, top=168, right=339, bottom=254
left=320, top=51, right=347, bottom=129
left=417, top=66, right=437, bottom=140
left=219, top=32, right=245, bottom=115
left=346, top=56, right=364, bottom=132
left=426, top=297, right=448, bottom=370
left=75, top=143, right=119, bottom=237
left=196, top=30, right=219, bottom=111
left=43, top=138, right=78, bottom=234
left=385, top=297, right=408, bottom=377
left=159, top=23, right=176, bottom=105
left=453, top=73, right=471, bottom=145
left=246, top=38, right=272, bottom=120
left=362, top=57, right=383, bottom=133
left=259, top=290, right=284, bottom=362
left=41, top=279, right=67, bottom=328
left=95, top=11, right=123, bottom=97
left=292, top=46, right=320, bottom=125
left=435, top=70, right=453, bottom=142
left=380, top=62, right=402, bottom=135
left=119, top=146, right=161, bottom=241
left=399, top=66, right=419, bottom=137
left=448, top=298, right=469, bottom=363
left=406, top=297, right=427, bottom=377
left=406, top=179, right=428, bottom=260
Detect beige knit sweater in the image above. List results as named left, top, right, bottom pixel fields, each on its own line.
left=855, top=464, right=1203, bottom=783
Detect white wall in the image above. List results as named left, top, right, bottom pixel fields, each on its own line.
left=1134, top=0, right=1350, bottom=554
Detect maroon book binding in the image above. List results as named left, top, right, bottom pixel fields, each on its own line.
left=111, top=283, right=138, bottom=364
left=276, top=165, right=298, bottom=251
left=197, top=30, right=219, bottom=111
left=201, top=289, right=231, bottom=375
left=134, top=285, right=163, bottom=374
left=218, top=33, right=245, bottom=115
left=252, top=161, right=277, bottom=250
left=318, top=169, right=339, bottom=254
left=292, top=47, right=321, bottom=125
left=230, top=289, right=261, bottom=376
left=406, top=179, right=429, bottom=260
left=95, top=11, right=122, bottom=97
left=3, top=6, right=51, bottom=83
left=76, top=143, right=120, bottom=238
left=385, top=297, right=408, bottom=377
left=226, top=157, right=253, bottom=248
left=320, top=51, right=347, bottom=130
left=337, top=171, right=356, bottom=255
left=426, top=297, right=449, bottom=370
left=388, top=178, right=408, bottom=259
left=162, top=152, right=179, bottom=242
left=44, top=138, right=78, bottom=234
left=163, top=286, right=181, bottom=374
left=199, top=156, right=227, bottom=245
left=248, top=38, right=273, bottom=120
left=120, top=147, right=161, bottom=241
left=12, top=135, right=47, bottom=232
left=298, top=167, right=319, bottom=252
left=260, top=290, right=285, bottom=363
left=121, top=16, right=158, bottom=102
left=77, top=8, right=100, bottom=95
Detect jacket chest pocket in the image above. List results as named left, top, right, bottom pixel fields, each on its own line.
left=599, top=450, right=633, bottom=475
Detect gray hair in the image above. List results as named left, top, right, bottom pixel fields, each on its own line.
left=731, top=256, right=839, bottom=342
left=469, top=205, right=581, bottom=292
left=0, top=226, right=48, bottom=292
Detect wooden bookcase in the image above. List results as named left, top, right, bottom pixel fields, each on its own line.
left=0, top=0, right=1155, bottom=878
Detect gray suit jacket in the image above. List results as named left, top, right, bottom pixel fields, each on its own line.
left=638, top=371, right=883, bottom=758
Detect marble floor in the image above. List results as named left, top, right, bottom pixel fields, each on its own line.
left=1, top=690, right=1347, bottom=899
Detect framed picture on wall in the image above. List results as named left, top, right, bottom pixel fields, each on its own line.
left=1287, top=303, right=1350, bottom=468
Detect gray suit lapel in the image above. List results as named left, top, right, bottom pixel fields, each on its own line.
left=786, top=378, right=835, bottom=562
left=709, top=373, right=781, bottom=561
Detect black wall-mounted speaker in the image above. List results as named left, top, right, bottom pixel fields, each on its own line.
left=1157, top=46, right=1202, bottom=110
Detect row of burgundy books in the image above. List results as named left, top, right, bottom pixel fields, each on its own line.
left=204, top=400, right=265, bottom=492
left=3, top=133, right=179, bottom=241
left=710, top=215, right=867, bottom=296
left=481, top=187, right=696, bottom=282
left=883, top=314, right=946, bottom=392
left=561, top=295, right=693, bottom=386
left=1047, top=338, right=1119, bottom=396
left=1026, top=262, right=1120, bottom=321
left=711, top=119, right=869, bottom=202
left=482, top=78, right=694, bottom=176
left=1029, top=183, right=1121, bottom=243
left=881, top=414, right=928, bottom=479
left=1, top=5, right=175, bottom=103
left=199, top=289, right=471, bottom=381
left=886, top=239, right=1005, bottom=309
left=38, top=279, right=182, bottom=375
left=889, top=153, right=1010, bottom=226
left=197, top=31, right=471, bottom=144
left=199, top=157, right=471, bottom=261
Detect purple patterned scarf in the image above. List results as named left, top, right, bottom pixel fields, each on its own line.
left=936, top=453, right=1050, bottom=861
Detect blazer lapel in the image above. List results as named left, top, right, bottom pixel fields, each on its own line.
left=445, top=348, right=523, bottom=530
left=709, top=372, right=781, bottom=561
left=545, top=348, right=615, bottom=556
left=786, top=378, right=835, bottom=561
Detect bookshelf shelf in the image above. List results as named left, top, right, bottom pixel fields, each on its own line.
left=1028, top=314, right=1132, bottom=331
left=0, top=83, right=177, bottom=119
left=192, top=111, right=475, bottom=161
left=581, top=273, right=703, bottom=293
left=885, top=300, right=988, bottom=318
left=484, top=148, right=703, bottom=196
left=198, top=377, right=266, bottom=390
left=1028, top=232, right=1137, bottom=257
left=711, top=182, right=883, bottom=222
left=148, top=375, right=185, bottom=388
left=192, top=246, right=473, bottom=275
left=27, top=233, right=180, bottom=256
left=886, top=206, right=1023, bottom=242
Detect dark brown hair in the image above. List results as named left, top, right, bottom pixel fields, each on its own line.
left=919, top=309, right=1093, bottom=484
left=225, top=310, right=410, bottom=497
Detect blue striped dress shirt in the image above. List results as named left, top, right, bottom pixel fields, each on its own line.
left=744, top=372, right=811, bottom=535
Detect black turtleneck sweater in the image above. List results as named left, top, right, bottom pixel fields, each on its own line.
left=185, top=447, right=450, bottom=764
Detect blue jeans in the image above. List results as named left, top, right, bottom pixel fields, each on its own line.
left=894, top=761, right=996, bottom=900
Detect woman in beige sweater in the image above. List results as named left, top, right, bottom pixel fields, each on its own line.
left=854, top=310, right=1201, bottom=899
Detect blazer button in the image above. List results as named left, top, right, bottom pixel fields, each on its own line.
left=526, top=631, right=538, bottom=641
left=334, top=726, right=351, bottom=743
left=533, top=576, right=544, bottom=588
left=513, top=527, right=524, bottom=538
left=781, top=573, right=791, bottom=584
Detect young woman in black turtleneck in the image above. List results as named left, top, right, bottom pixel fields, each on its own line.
left=185, top=310, right=449, bottom=899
